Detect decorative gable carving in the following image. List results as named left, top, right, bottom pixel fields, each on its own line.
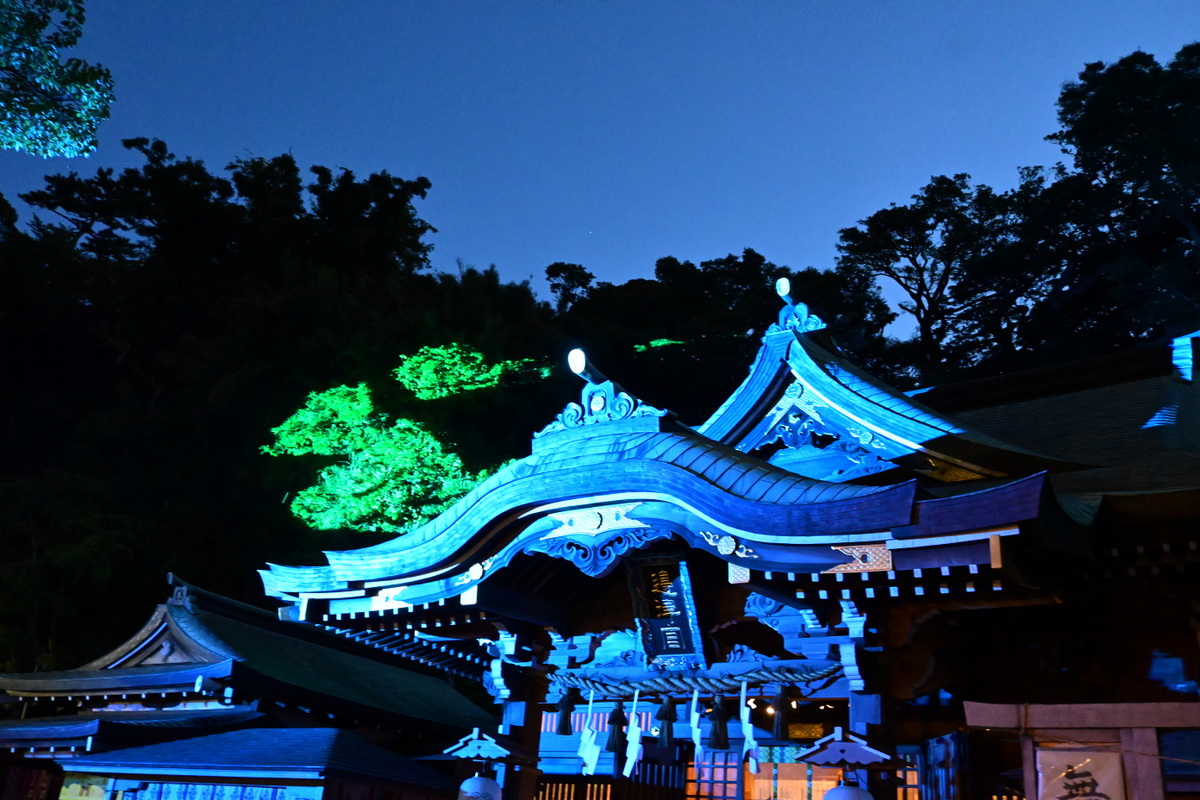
left=534, top=379, right=669, bottom=440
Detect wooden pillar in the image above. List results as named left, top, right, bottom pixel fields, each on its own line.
left=1021, top=735, right=1037, bottom=800
left=508, top=691, right=545, bottom=800
left=1120, top=727, right=1164, bottom=800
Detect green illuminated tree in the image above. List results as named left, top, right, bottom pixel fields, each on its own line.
left=393, top=343, right=543, bottom=400
left=264, top=340, right=549, bottom=536
left=263, top=384, right=485, bottom=534
left=1, top=0, right=114, bottom=157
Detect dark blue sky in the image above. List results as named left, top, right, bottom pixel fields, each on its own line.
left=2, top=1, right=1197, bottom=296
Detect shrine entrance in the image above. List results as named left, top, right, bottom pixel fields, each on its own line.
left=739, top=750, right=841, bottom=800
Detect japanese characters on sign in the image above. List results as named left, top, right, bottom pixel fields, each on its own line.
left=628, top=558, right=706, bottom=669
left=1037, top=750, right=1125, bottom=800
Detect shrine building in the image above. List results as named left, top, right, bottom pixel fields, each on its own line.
left=260, top=283, right=1200, bottom=800
left=6, top=282, right=1200, bottom=800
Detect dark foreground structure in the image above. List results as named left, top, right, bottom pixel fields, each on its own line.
left=0, top=579, right=490, bottom=800
left=8, top=287, right=1200, bottom=800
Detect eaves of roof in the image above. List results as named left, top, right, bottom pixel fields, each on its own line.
left=263, top=424, right=908, bottom=595
left=60, top=728, right=454, bottom=789
left=0, top=660, right=234, bottom=696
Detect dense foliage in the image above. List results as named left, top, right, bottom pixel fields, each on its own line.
left=263, top=383, right=485, bottom=535
left=263, top=341, right=547, bottom=535
left=0, top=0, right=113, bottom=156
left=837, top=43, right=1200, bottom=385
left=2, top=43, right=1198, bottom=671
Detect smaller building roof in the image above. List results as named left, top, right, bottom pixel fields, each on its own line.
left=0, top=580, right=495, bottom=743
left=0, top=708, right=261, bottom=743
left=794, top=727, right=898, bottom=769
left=64, top=727, right=453, bottom=788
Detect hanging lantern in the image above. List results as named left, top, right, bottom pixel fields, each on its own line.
left=706, top=696, right=730, bottom=750
left=824, top=779, right=874, bottom=799
left=605, top=700, right=628, bottom=753
left=655, top=697, right=678, bottom=749
left=555, top=687, right=581, bottom=735
left=458, top=776, right=502, bottom=800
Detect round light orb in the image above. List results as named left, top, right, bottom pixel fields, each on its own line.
left=775, top=277, right=791, bottom=298
left=458, top=776, right=502, bottom=800
left=824, top=781, right=874, bottom=800
left=568, top=348, right=587, bottom=375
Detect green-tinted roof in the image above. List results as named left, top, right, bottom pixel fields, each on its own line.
left=185, top=606, right=495, bottom=730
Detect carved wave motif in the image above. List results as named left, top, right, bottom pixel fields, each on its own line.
left=525, top=528, right=676, bottom=577
left=782, top=302, right=826, bottom=333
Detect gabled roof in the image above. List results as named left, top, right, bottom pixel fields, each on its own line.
left=0, top=708, right=263, bottom=752
left=263, top=413, right=913, bottom=597
left=0, top=580, right=494, bottom=733
left=700, top=296, right=1086, bottom=481
left=917, top=332, right=1200, bottom=494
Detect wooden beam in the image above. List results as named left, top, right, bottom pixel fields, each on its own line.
left=965, top=701, right=1200, bottom=729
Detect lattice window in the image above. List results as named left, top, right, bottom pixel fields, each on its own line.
left=894, top=748, right=922, bottom=800
left=740, top=749, right=842, bottom=800
left=687, top=751, right=742, bottom=800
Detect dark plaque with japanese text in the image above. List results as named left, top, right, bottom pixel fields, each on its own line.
left=627, top=558, right=706, bottom=669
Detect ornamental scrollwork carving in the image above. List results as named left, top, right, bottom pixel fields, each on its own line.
left=544, top=503, right=647, bottom=539
left=525, top=527, right=676, bottom=577
left=744, top=592, right=784, bottom=618
left=698, top=531, right=760, bottom=560
left=778, top=301, right=826, bottom=333
left=595, top=649, right=647, bottom=669
left=535, top=379, right=669, bottom=438
left=824, top=543, right=893, bottom=574
left=763, top=402, right=890, bottom=482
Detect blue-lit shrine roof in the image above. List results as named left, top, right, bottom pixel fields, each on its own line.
left=264, top=419, right=911, bottom=597
left=700, top=297, right=1080, bottom=479
left=260, top=295, right=1072, bottom=618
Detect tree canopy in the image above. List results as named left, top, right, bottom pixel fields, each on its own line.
left=836, top=42, right=1200, bottom=385
left=0, top=0, right=113, bottom=157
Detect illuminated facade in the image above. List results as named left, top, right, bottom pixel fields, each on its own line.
left=0, top=580, right=488, bottom=800
left=8, top=286, right=1200, bottom=800
left=262, top=286, right=1200, bottom=799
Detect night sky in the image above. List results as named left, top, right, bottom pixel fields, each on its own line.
left=2, top=1, right=1197, bottom=296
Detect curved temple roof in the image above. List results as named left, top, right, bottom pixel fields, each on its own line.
left=700, top=295, right=1084, bottom=480
left=263, top=397, right=914, bottom=596
left=262, top=295, right=1066, bottom=620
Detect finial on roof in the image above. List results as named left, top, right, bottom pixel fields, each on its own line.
left=534, top=351, right=670, bottom=446
left=776, top=277, right=795, bottom=304
left=775, top=277, right=826, bottom=333
left=568, top=348, right=608, bottom=385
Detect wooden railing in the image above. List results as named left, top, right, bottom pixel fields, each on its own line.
left=536, top=761, right=685, bottom=800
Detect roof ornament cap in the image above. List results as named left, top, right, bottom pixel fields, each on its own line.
left=533, top=350, right=671, bottom=448
left=775, top=277, right=826, bottom=333
left=568, top=348, right=608, bottom=385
